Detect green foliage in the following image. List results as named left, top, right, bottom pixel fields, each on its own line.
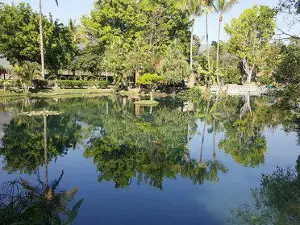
left=33, top=79, right=52, bottom=89
left=225, top=5, right=276, bottom=82
left=80, top=0, right=190, bottom=87
left=57, top=80, right=108, bottom=89
left=230, top=164, right=300, bottom=225
left=11, top=61, right=40, bottom=93
left=137, top=73, right=164, bottom=89
left=276, top=44, right=300, bottom=85
left=0, top=173, right=83, bottom=225
left=158, top=41, right=191, bottom=84
left=0, top=115, right=81, bottom=174
left=0, top=2, right=76, bottom=72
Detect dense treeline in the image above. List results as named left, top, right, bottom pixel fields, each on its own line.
left=0, top=0, right=300, bottom=90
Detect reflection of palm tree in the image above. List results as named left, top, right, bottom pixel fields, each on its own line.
left=20, top=110, right=61, bottom=189
left=200, top=96, right=211, bottom=166
left=0, top=172, right=83, bottom=224
left=205, top=116, right=228, bottom=182
left=206, top=160, right=228, bottom=182
left=193, top=163, right=208, bottom=185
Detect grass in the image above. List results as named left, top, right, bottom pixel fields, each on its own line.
left=0, top=88, right=114, bottom=98
left=134, top=100, right=159, bottom=106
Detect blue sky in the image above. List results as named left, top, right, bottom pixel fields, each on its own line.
left=2, top=0, right=297, bottom=42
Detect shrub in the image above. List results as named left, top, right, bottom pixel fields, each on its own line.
left=276, top=44, right=300, bottom=85
left=56, top=80, right=108, bottom=89
left=33, top=79, right=52, bottom=89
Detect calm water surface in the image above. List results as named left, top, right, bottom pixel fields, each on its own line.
left=0, top=96, right=299, bottom=225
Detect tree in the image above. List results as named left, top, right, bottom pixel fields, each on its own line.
left=214, top=0, right=238, bottom=85
left=158, top=40, right=191, bottom=86
left=202, top=0, right=215, bottom=77
left=275, top=0, right=300, bottom=40
left=39, top=0, right=58, bottom=79
left=137, top=73, right=165, bottom=101
left=276, top=44, right=300, bottom=85
left=225, top=5, right=276, bottom=83
left=0, top=3, right=76, bottom=74
left=11, top=61, right=40, bottom=93
left=176, top=0, right=203, bottom=87
left=81, top=0, right=190, bottom=87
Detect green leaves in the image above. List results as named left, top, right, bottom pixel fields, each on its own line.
left=137, top=73, right=164, bottom=86
left=225, top=5, right=276, bottom=82
left=0, top=2, right=76, bottom=72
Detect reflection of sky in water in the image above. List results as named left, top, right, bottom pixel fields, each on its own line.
left=0, top=97, right=299, bottom=225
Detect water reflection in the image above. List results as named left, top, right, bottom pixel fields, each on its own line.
left=0, top=94, right=299, bottom=224
left=0, top=108, right=83, bottom=224
left=0, top=172, right=83, bottom=225
left=229, top=155, right=300, bottom=225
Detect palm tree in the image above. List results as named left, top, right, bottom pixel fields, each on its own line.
left=177, top=0, right=203, bottom=88
left=206, top=117, right=228, bottom=182
left=215, top=0, right=238, bottom=85
left=39, top=0, right=59, bottom=79
left=202, top=0, right=215, bottom=79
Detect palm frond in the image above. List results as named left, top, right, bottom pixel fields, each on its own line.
left=224, top=0, right=238, bottom=12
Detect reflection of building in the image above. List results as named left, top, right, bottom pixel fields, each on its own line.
left=0, top=112, right=13, bottom=148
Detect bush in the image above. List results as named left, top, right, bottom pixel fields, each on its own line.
left=32, top=79, right=53, bottom=89
left=56, top=80, right=108, bottom=89
left=276, top=44, right=300, bottom=85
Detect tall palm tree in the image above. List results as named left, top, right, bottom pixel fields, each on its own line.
left=199, top=95, right=211, bottom=166
left=177, top=0, right=203, bottom=88
left=215, top=0, right=238, bottom=85
left=202, top=0, right=215, bottom=79
left=39, top=0, right=59, bottom=79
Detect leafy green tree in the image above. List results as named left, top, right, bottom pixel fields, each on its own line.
left=137, top=73, right=165, bottom=101
left=158, top=40, right=191, bottom=85
left=214, top=0, right=238, bottom=84
left=0, top=2, right=76, bottom=74
left=81, top=0, right=190, bottom=87
left=225, top=5, right=276, bottom=83
left=276, top=44, right=300, bottom=85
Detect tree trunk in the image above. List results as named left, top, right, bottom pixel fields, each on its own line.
left=135, top=70, right=140, bottom=87
left=39, top=0, right=45, bottom=79
left=43, top=113, right=48, bottom=190
left=185, top=122, right=191, bottom=163
left=242, top=59, right=255, bottom=83
left=213, top=118, right=216, bottom=162
left=188, top=17, right=196, bottom=88
left=216, top=15, right=222, bottom=86
left=200, top=97, right=211, bottom=164
left=150, top=90, right=153, bottom=101
left=206, top=13, right=211, bottom=73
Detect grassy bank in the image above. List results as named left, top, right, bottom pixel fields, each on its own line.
left=0, top=89, right=114, bottom=98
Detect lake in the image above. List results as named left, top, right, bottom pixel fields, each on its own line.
left=0, top=95, right=299, bottom=225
